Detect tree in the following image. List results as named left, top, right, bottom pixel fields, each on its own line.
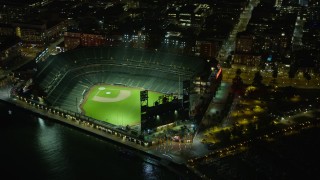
left=247, top=123, right=257, bottom=136
left=226, top=55, right=232, bottom=67
left=232, top=68, right=243, bottom=93
left=272, top=66, right=278, bottom=79
left=271, top=65, right=278, bottom=86
left=252, top=71, right=263, bottom=87
left=288, top=65, right=297, bottom=84
left=303, top=72, right=311, bottom=85
left=231, top=123, right=242, bottom=137
left=236, top=68, right=242, bottom=76
left=216, top=129, right=231, bottom=143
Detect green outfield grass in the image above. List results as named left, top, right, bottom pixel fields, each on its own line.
left=81, top=84, right=163, bottom=126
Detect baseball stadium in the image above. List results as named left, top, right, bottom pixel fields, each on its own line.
left=33, top=47, right=213, bottom=131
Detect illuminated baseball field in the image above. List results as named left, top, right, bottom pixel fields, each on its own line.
left=80, top=85, right=163, bottom=126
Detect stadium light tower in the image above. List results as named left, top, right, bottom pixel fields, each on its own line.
left=140, top=90, right=148, bottom=132
left=75, top=97, right=78, bottom=113
left=178, top=74, right=181, bottom=98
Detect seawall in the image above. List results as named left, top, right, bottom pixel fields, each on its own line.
left=0, top=97, right=199, bottom=179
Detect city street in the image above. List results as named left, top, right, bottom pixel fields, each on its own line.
left=217, top=0, right=261, bottom=63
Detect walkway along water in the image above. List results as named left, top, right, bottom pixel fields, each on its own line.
left=0, top=91, right=199, bottom=179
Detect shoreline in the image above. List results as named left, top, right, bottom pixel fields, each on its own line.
left=0, top=98, right=199, bottom=179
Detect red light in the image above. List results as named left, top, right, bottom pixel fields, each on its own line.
left=216, top=68, right=222, bottom=79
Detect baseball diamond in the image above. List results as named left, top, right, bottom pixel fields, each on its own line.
left=80, top=84, right=162, bottom=126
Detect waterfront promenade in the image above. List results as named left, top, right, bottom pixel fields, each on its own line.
left=0, top=84, right=201, bottom=179
left=0, top=80, right=232, bottom=179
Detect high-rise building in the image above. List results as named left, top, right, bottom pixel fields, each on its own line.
left=309, top=0, right=318, bottom=6
left=64, top=32, right=106, bottom=50
left=12, top=19, right=68, bottom=44
left=235, top=33, right=255, bottom=53
left=299, top=0, right=308, bottom=6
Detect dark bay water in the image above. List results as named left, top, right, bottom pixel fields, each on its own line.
left=0, top=101, right=181, bottom=180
